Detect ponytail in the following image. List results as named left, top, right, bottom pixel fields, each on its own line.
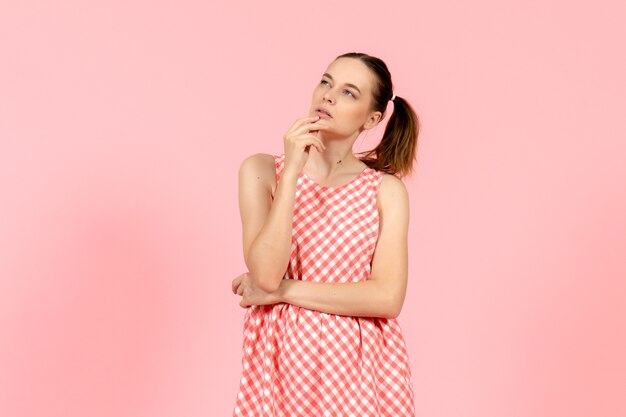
left=357, top=95, right=420, bottom=178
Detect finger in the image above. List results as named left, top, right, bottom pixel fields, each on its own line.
left=297, top=115, right=321, bottom=124
left=293, top=121, right=330, bottom=136
left=286, top=115, right=320, bottom=133
left=300, top=135, right=327, bottom=152
left=300, top=115, right=322, bottom=124
left=231, top=276, right=241, bottom=293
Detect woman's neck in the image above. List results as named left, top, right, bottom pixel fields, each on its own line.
left=306, top=146, right=364, bottom=176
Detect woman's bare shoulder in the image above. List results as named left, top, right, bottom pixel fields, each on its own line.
left=377, top=172, right=409, bottom=213
left=239, top=152, right=276, bottom=170
left=239, top=153, right=277, bottom=195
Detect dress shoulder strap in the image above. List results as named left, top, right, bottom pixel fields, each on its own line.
left=362, top=165, right=385, bottom=197
left=372, top=169, right=385, bottom=196
left=273, top=153, right=286, bottom=184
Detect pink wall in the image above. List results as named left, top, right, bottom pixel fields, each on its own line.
left=1, top=1, right=625, bottom=416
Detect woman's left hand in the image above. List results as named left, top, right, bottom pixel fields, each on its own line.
left=231, top=272, right=283, bottom=308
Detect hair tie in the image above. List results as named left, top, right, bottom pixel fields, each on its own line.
left=391, top=93, right=396, bottom=102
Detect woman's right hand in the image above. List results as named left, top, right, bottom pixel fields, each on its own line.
left=282, top=115, right=328, bottom=176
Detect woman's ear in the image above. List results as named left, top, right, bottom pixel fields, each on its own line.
left=363, top=111, right=382, bottom=130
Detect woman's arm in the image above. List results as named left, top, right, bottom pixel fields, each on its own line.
left=278, top=279, right=394, bottom=318
left=238, top=153, right=299, bottom=293
left=238, top=117, right=328, bottom=293
left=277, top=174, right=410, bottom=319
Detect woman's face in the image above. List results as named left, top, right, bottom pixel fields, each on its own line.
left=309, top=57, right=382, bottom=138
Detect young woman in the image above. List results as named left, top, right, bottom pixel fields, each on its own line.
left=231, top=52, right=420, bottom=416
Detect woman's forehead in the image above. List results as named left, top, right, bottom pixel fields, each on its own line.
left=325, top=58, right=373, bottom=92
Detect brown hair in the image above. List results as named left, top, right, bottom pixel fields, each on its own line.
left=335, top=52, right=420, bottom=179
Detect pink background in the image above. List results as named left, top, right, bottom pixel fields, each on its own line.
left=1, top=1, right=625, bottom=416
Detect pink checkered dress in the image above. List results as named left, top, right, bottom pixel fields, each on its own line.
left=233, top=153, right=415, bottom=416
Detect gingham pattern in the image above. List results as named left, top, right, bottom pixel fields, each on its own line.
left=233, top=153, right=415, bottom=417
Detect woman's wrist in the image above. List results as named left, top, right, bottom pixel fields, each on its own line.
left=280, top=169, right=300, bottom=183
left=276, top=278, right=290, bottom=303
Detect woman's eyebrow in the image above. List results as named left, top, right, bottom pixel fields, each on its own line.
left=322, top=73, right=361, bottom=94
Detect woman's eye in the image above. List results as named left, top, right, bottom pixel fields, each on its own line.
left=319, top=80, right=355, bottom=98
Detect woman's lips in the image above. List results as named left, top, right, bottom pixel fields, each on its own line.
left=316, top=110, right=332, bottom=119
